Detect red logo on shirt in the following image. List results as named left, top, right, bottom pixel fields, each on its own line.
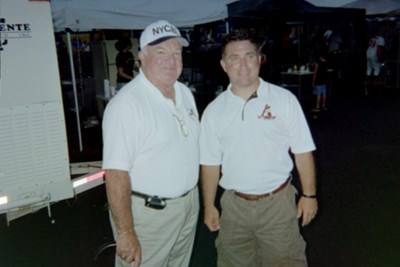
left=258, top=104, right=276, bottom=120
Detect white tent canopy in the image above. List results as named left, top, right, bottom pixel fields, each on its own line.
left=51, top=0, right=229, bottom=31
left=308, top=0, right=400, bottom=15
left=306, top=0, right=355, bottom=8
left=343, top=0, right=400, bottom=15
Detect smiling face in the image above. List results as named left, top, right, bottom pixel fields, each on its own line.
left=139, top=37, right=183, bottom=91
left=220, top=40, right=261, bottom=97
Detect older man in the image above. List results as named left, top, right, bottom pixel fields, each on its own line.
left=200, top=33, right=318, bottom=267
left=102, top=20, right=200, bottom=267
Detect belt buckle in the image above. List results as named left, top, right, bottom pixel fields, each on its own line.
left=250, top=192, right=270, bottom=201
left=235, top=192, right=270, bottom=201
left=145, top=195, right=167, bottom=210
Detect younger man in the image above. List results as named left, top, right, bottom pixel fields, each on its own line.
left=200, top=33, right=318, bottom=267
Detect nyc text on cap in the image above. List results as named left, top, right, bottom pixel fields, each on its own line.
left=140, top=20, right=189, bottom=49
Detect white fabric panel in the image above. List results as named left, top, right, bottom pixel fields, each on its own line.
left=51, top=0, right=229, bottom=31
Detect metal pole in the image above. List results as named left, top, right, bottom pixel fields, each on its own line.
left=397, top=35, right=400, bottom=88
left=66, top=32, right=83, bottom=152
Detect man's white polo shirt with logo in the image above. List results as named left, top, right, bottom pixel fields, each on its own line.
left=102, top=70, right=200, bottom=198
left=200, top=78, right=315, bottom=195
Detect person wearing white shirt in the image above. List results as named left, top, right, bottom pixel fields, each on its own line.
left=366, top=33, right=385, bottom=89
left=200, top=32, right=318, bottom=267
left=102, top=20, right=200, bottom=267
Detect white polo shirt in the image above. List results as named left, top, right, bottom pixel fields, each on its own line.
left=102, top=70, right=200, bottom=198
left=200, top=79, right=315, bottom=194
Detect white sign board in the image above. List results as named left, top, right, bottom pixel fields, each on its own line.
left=0, top=0, right=73, bottom=222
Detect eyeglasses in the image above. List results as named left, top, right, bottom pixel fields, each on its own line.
left=173, top=109, right=188, bottom=137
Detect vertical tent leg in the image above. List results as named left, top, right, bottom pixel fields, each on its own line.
left=66, top=31, right=83, bottom=152
left=47, top=203, right=55, bottom=224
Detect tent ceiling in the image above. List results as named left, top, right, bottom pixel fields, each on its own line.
left=51, top=0, right=229, bottom=31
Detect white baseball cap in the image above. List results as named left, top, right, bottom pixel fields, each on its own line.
left=139, top=20, right=189, bottom=50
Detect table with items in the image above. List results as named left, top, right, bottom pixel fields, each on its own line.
left=280, top=69, right=314, bottom=100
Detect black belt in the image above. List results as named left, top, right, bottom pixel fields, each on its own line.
left=131, top=189, right=193, bottom=210
left=131, top=189, right=191, bottom=201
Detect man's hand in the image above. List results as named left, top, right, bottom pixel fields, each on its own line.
left=296, top=197, right=318, bottom=226
left=116, top=230, right=142, bottom=267
left=204, top=206, right=220, bottom=232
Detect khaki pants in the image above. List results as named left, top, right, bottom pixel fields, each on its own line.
left=110, top=187, right=199, bottom=267
left=216, top=185, right=307, bottom=267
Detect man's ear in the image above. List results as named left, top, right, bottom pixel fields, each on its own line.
left=220, top=59, right=227, bottom=73
left=260, top=53, right=266, bottom=65
left=138, top=51, right=145, bottom=62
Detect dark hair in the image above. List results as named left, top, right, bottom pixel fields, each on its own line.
left=115, top=37, right=132, bottom=52
left=221, top=32, right=259, bottom=57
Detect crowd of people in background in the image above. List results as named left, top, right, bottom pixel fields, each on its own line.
left=55, top=16, right=400, bottom=98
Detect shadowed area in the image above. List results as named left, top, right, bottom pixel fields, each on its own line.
left=1, top=85, right=400, bottom=267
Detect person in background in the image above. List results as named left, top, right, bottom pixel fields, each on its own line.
left=103, top=20, right=200, bottom=267
left=115, top=37, right=135, bottom=90
left=366, top=32, right=385, bottom=89
left=325, top=28, right=342, bottom=78
left=200, top=32, right=318, bottom=267
left=312, top=50, right=328, bottom=112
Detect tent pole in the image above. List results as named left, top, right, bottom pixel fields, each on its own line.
left=298, top=25, right=301, bottom=64
left=66, top=32, right=83, bottom=152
